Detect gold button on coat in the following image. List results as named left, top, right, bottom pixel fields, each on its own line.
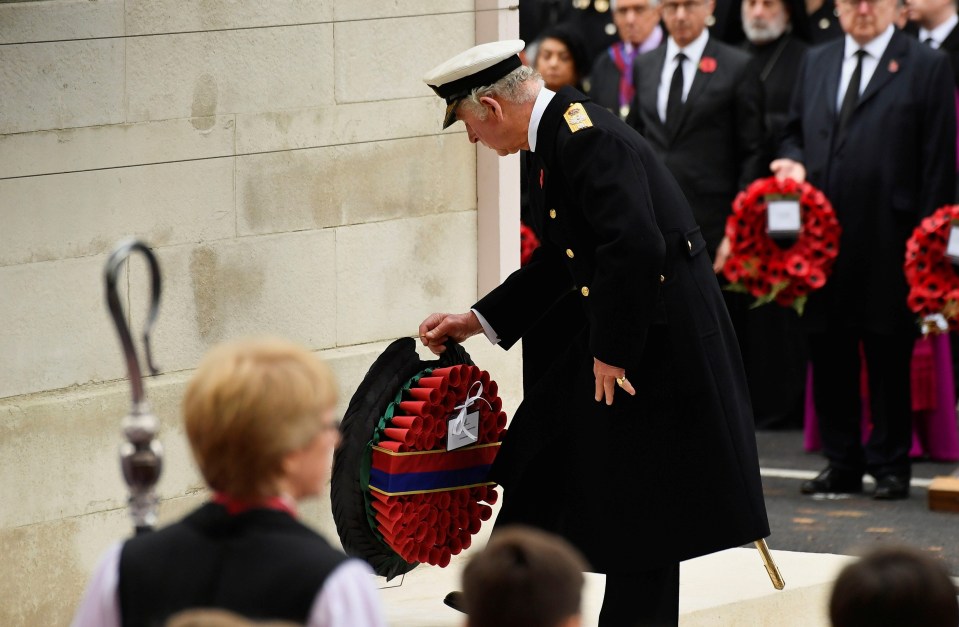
left=566, top=249, right=575, bottom=258
left=660, top=274, right=665, bottom=283
left=687, top=240, right=693, bottom=252
left=549, top=209, right=557, bottom=219
left=581, top=286, right=590, bottom=297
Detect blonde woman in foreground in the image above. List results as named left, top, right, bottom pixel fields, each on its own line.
left=72, top=338, right=386, bottom=627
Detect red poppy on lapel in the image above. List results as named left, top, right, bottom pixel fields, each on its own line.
left=539, top=169, right=544, bottom=188
left=888, top=59, right=899, bottom=73
left=699, top=56, right=717, bottom=73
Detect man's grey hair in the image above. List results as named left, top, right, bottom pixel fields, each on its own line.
left=458, top=65, right=543, bottom=121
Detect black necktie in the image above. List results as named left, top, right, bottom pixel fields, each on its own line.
left=924, top=37, right=937, bottom=48
left=666, top=52, right=687, bottom=127
left=837, top=49, right=866, bottom=136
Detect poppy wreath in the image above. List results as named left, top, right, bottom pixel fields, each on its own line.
left=722, top=176, right=841, bottom=314
left=359, top=363, right=506, bottom=572
left=904, top=205, right=959, bottom=332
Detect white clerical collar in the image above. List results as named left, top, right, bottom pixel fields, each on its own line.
left=843, top=23, right=895, bottom=61
left=920, top=13, right=958, bottom=48
left=665, top=28, right=710, bottom=66
left=528, top=86, right=556, bottom=153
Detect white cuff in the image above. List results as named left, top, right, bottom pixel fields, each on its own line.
left=470, top=308, right=500, bottom=344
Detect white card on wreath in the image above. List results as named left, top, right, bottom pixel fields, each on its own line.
left=447, top=410, right=479, bottom=451
left=767, top=199, right=801, bottom=235
left=947, top=225, right=959, bottom=263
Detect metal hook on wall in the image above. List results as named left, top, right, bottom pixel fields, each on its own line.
left=104, top=239, right=164, bottom=535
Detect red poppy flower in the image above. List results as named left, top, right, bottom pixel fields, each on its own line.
left=786, top=254, right=810, bottom=278
left=766, top=259, right=786, bottom=285
left=920, top=275, right=945, bottom=299
left=724, top=259, right=744, bottom=283
left=908, top=291, right=928, bottom=312
left=699, top=56, right=717, bottom=73
left=803, top=267, right=824, bottom=289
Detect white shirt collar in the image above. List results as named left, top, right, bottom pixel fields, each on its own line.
left=919, top=13, right=958, bottom=47
left=665, top=28, right=710, bottom=66
left=528, top=86, right=556, bottom=153
left=843, top=23, right=895, bottom=61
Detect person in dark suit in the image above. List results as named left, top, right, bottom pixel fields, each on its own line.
left=421, top=40, right=769, bottom=627
left=905, top=0, right=959, bottom=397
left=912, top=0, right=959, bottom=84
left=628, top=0, right=765, bottom=261
left=773, top=0, right=956, bottom=499
left=808, top=0, right=845, bottom=42
left=521, top=0, right=574, bottom=45
left=743, top=0, right=812, bottom=164
left=588, top=0, right=666, bottom=120
left=562, top=0, right=623, bottom=70
left=712, top=0, right=750, bottom=43
left=732, top=0, right=812, bottom=431
left=905, top=0, right=959, bottom=145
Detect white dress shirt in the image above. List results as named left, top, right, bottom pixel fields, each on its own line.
left=919, top=13, right=958, bottom=49
left=528, top=86, right=557, bottom=153
left=657, top=29, right=711, bottom=123
left=837, top=24, right=896, bottom=110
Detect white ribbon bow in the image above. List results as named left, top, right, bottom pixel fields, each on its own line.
left=448, top=380, right=492, bottom=443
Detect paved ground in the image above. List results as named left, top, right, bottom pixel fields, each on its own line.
left=756, top=429, right=959, bottom=575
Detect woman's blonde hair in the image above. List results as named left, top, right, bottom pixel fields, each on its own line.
left=183, top=337, right=337, bottom=500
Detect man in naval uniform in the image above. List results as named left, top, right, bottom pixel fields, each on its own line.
left=418, top=40, right=769, bottom=626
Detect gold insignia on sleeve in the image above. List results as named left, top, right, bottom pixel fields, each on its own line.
left=563, top=103, right=593, bottom=132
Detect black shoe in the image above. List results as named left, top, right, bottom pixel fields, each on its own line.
left=873, top=475, right=910, bottom=500
left=800, top=467, right=863, bottom=495
left=444, top=591, right=466, bottom=614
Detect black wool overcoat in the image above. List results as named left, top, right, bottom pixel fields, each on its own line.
left=476, top=87, right=770, bottom=575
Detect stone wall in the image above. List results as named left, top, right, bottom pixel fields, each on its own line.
left=0, top=1, right=520, bottom=624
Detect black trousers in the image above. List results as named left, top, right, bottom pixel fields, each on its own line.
left=600, top=564, right=680, bottom=627
left=809, top=328, right=915, bottom=478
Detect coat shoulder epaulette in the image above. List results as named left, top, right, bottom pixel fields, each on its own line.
left=563, top=102, right=593, bottom=132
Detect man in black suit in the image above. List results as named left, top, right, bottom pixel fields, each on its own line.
left=421, top=40, right=769, bottom=627
left=589, top=0, right=666, bottom=120
left=743, top=0, right=812, bottom=165
left=905, top=0, right=959, bottom=396
left=908, top=0, right=959, bottom=82
left=774, top=0, right=956, bottom=499
left=732, top=0, right=812, bottom=431
left=628, top=0, right=764, bottom=261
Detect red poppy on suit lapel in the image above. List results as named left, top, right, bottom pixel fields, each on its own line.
left=888, top=59, right=899, bottom=73
left=539, top=168, right=544, bottom=188
left=699, top=56, right=717, bottom=73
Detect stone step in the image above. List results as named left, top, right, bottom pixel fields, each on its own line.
left=377, top=546, right=854, bottom=626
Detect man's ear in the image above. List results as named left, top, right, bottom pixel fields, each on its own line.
left=479, top=95, right=505, bottom=121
